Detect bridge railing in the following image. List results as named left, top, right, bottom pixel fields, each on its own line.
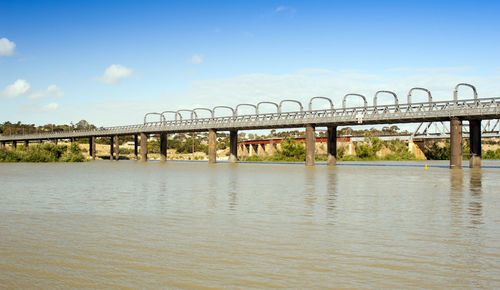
left=2, top=97, right=499, bottom=140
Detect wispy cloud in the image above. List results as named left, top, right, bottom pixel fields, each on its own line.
left=189, top=54, right=203, bottom=64
left=386, top=66, right=477, bottom=73
left=297, top=68, right=334, bottom=75
left=29, top=85, right=64, bottom=99
left=0, top=37, right=16, bottom=56
left=20, top=102, right=59, bottom=113
left=97, top=64, right=133, bottom=85
left=275, top=6, right=295, bottom=14
left=0, top=79, right=30, bottom=98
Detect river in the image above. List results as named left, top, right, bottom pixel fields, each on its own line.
left=1, top=161, right=499, bottom=288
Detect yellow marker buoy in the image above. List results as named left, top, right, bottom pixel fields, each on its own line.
left=424, top=164, right=428, bottom=170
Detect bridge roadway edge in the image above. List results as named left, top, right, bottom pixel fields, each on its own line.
left=0, top=97, right=499, bottom=169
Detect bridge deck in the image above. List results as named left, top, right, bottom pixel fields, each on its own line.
left=1, top=97, right=499, bottom=141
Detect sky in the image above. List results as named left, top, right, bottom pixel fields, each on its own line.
left=1, top=0, right=500, bottom=127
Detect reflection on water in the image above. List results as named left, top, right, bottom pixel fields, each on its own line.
left=325, top=168, right=338, bottom=224
left=469, top=169, right=483, bottom=226
left=0, top=161, right=499, bottom=288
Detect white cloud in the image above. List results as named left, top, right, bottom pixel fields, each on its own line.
left=41, top=102, right=59, bottom=111
left=98, top=64, right=132, bottom=85
left=189, top=54, right=203, bottom=64
left=0, top=79, right=30, bottom=98
left=0, top=37, right=16, bottom=56
left=29, top=84, right=64, bottom=99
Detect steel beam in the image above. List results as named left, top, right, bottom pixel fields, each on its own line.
left=229, top=130, right=238, bottom=163
left=140, top=132, right=148, bottom=162
left=305, top=124, right=315, bottom=166
left=208, top=129, right=217, bottom=164
left=327, top=126, right=337, bottom=166
left=450, top=118, right=462, bottom=169
left=160, top=133, right=167, bottom=162
left=469, top=120, right=481, bottom=168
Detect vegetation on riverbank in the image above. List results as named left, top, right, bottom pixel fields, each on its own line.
left=240, top=137, right=418, bottom=162
left=0, top=143, right=85, bottom=162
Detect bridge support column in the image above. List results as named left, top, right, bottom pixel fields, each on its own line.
left=140, top=132, right=148, bottom=162
left=114, top=136, right=120, bottom=161
left=89, top=136, right=96, bottom=160
left=327, top=126, right=337, bottom=166
left=134, top=134, right=139, bottom=160
left=54, top=139, right=58, bottom=145
left=450, top=118, right=462, bottom=169
left=160, top=133, right=167, bottom=162
left=229, top=130, right=238, bottom=163
left=469, top=120, right=481, bottom=168
left=24, top=140, right=29, bottom=150
left=0, top=141, right=5, bottom=149
left=208, top=129, right=217, bottom=164
left=71, top=137, right=75, bottom=144
left=110, top=137, right=114, bottom=161
left=12, top=141, right=17, bottom=150
left=306, top=124, right=315, bottom=166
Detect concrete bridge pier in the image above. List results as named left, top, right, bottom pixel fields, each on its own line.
left=24, top=140, right=29, bottom=150
left=110, top=137, right=114, bottom=161
left=140, top=132, right=148, bottom=162
left=327, top=126, right=337, bottom=166
left=134, top=134, right=139, bottom=160
left=450, top=118, right=463, bottom=169
left=160, top=133, right=167, bottom=162
left=0, top=141, right=5, bottom=149
left=114, top=136, right=120, bottom=161
left=53, top=139, right=58, bottom=145
left=89, top=136, right=96, bottom=160
left=305, top=124, right=315, bottom=166
left=208, top=129, right=217, bottom=164
left=229, top=130, right=238, bottom=163
left=469, top=120, right=482, bottom=168
left=12, top=141, right=17, bottom=150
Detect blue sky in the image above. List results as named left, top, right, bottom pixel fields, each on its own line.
left=1, top=0, right=500, bottom=126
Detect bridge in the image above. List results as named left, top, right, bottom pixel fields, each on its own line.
left=0, top=83, right=499, bottom=169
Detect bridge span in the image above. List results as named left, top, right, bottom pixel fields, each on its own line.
left=1, top=83, right=499, bottom=169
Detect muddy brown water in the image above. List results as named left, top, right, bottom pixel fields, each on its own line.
left=1, top=161, right=499, bottom=288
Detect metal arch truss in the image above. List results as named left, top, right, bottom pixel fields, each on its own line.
left=144, top=112, right=164, bottom=124
left=407, top=87, right=432, bottom=104
left=342, top=93, right=368, bottom=109
left=309, top=96, right=334, bottom=111
left=373, top=90, right=398, bottom=107
left=2, top=83, right=500, bottom=142
left=279, top=99, right=303, bottom=113
left=235, top=104, right=257, bottom=116
left=256, top=101, right=279, bottom=115
left=161, top=111, right=182, bottom=122
left=212, top=106, right=235, bottom=118
left=454, top=83, right=478, bottom=102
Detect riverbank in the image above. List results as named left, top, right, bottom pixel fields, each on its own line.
left=0, top=143, right=85, bottom=162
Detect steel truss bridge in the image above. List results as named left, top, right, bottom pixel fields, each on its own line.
left=1, top=83, right=499, bottom=169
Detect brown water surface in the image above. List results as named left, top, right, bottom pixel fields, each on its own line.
left=0, top=161, right=499, bottom=288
